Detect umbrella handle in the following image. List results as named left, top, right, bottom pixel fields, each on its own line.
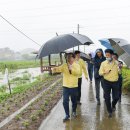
left=68, top=68, right=72, bottom=74
left=67, top=62, right=72, bottom=74
left=65, top=55, right=72, bottom=74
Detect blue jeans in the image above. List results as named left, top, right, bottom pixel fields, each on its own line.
left=63, top=87, right=78, bottom=116
left=103, top=79, right=119, bottom=113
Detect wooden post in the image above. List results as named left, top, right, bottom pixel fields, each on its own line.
left=40, top=58, right=43, bottom=73
left=60, top=53, right=63, bottom=64
left=48, top=55, right=51, bottom=66
left=48, top=55, right=52, bottom=74
left=8, top=81, right=11, bottom=94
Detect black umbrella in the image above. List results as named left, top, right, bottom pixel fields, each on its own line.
left=64, top=50, right=91, bottom=61
left=108, top=38, right=130, bottom=67
left=38, top=33, right=94, bottom=58
left=80, top=52, right=91, bottom=61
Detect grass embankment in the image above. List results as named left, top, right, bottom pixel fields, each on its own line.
left=122, top=67, right=130, bottom=91
left=0, top=60, right=41, bottom=73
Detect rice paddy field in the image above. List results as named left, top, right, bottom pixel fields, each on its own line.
left=0, top=60, right=41, bottom=73
left=0, top=55, right=63, bottom=73
left=0, top=57, right=63, bottom=130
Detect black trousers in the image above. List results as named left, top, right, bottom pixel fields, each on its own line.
left=118, top=75, right=123, bottom=100
left=77, top=78, right=82, bottom=102
left=112, top=75, right=123, bottom=101
left=63, top=87, right=78, bottom=116
left=95, top=77, right=104, bottom=101
left=103, top=79, right=119, bottom=113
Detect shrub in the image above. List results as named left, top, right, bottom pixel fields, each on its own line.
left=30, top=114, right=37, bottom=121
left=15, top=114, right=21, bottom=121
left=37, top=110, right=43, bottom=116
left=22, top=120, right=30, bottom=128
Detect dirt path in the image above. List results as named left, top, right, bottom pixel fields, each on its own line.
left=39, top=76, right=130, bottom=130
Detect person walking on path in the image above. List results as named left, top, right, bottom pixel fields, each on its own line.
left=75, top=50, right=88, bottom=105
left=87, top=53, right=94, bottom=83
left=52, top=53, right=80, bottom=122
left=113, top=53, right=123, bottom=102
left=99, top=49, right=120, bottom=118
left=93, top=49, right=106, bottom=105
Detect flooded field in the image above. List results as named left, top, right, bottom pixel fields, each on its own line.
left=0, top=67, right=41, bottom=91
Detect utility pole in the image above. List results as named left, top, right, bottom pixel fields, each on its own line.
left=77, top=24, right=80, bottom=50
left=77, top=24, right=79, bottom=34
left=84, top=46, right=85, bottom=53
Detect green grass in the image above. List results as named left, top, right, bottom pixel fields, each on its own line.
left=0, top=57, right=62, bottom=73
left=0, top=85, right=6, bottom=93
left=0, top=60, right=41, bottom=73
left=122, top=67, right=130, bottom=91
left=10, top=75, right=30, bottom=86
left=0, top=74, right=51, bottom=103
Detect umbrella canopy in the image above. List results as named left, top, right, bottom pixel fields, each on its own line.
left=99, top=39, right=114, bottom=50
left=108, top=38, right=130, bottom=67
left=108, top=38, right=130, bottom=55
left=80, top=52, right=91, bottom=61
left=38, top=33, right=94, bottom=58
left=64, top=50, right=91, bottom=61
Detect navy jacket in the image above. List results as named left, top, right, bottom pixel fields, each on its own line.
left=93, top=57, right=106, bottom=79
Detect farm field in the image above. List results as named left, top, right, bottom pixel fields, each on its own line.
left=0, top=60, right=41, bottom=73
left=0, top=73, right=62, bottom=129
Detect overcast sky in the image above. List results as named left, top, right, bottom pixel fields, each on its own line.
left=0, top=0, right=130, bottom=52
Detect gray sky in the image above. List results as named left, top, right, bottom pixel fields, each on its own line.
left=0, top=0, right=130, bottom=52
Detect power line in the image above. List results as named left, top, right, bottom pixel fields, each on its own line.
left=0, top=15, right=41, bottom=47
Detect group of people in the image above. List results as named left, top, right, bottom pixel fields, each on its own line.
left=52, top=48, right=123, bottom=122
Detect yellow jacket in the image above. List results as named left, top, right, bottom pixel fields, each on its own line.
left=99, top=60, right=119, bottom=82
left=75, top=58, right=88, bottom=78
left=52, top=62, right=80, bottom=88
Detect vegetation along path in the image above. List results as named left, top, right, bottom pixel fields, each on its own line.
left=0, top=74, right=62, bottom=129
